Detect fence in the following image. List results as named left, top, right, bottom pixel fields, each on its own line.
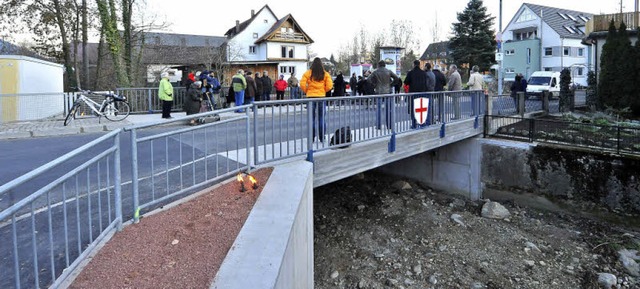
left=1, top=90, right=487, bottom=288
left=0, top=130, right=122, bottom=289
left=484, top=115, right=640, bottom=155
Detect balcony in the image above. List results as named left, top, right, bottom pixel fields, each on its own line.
left=273, top=32, right=306, bottom=42
left=587, top=12, right=640, bottom=34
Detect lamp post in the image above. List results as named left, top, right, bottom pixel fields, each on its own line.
left=498, top=0, right=503, bottom=96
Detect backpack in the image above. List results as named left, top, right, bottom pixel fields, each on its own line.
left=330, top=126, right=352, bottom=148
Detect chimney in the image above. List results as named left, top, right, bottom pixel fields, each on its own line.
left=235, top=20, right=240, bottom=34
left=251, top=9, right=255, bottom=17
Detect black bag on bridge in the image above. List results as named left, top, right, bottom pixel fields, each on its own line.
left=330, top=126, right=352, bottom=148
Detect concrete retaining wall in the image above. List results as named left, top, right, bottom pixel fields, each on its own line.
left=211, top=160, right=314, bottom=289
left=481, top=139, right=640, bottom=213
left=376, top=137, right=483, bottom=200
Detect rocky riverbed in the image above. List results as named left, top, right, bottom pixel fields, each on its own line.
left=313, top=171, right=640, bottom=289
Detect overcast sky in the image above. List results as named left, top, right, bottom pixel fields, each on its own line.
left=147, top=0, right=632, bottom=57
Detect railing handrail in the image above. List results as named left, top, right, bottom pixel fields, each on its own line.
left=0, top=129, right=122, bottom=195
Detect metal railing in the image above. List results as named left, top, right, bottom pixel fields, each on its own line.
left=126, top=105, right=252, bottom=222
left=0, top=90, right=487, bottom=288
left=0, top=130, right=122, bottom=289
left=114, top=87, right=187, bottom=114
left=484, top=115, right=640, bottom=155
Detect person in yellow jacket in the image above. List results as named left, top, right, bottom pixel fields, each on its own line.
left=301, top=57, right=333, bottom=142
left=158, top=72, right=174, bottom=119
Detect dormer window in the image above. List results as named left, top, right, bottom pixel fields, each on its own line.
left=558, top=12, right=568, bottom=20
left=263, top=19, right=268, bottom=23
left=567, top=14, right=577, bottom=21
left=253, top=33, right=258, bottom=39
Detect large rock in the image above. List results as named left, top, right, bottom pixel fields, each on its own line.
left=618, top=249, right=640, bottom=277
left=597, top=273, right=617, bottom=288
left=481, top=201, right=511, bottom=219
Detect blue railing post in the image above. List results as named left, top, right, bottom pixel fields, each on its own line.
left=306, top=99, right=314, bottom=163
left=389, top=95, right=396, bottom=153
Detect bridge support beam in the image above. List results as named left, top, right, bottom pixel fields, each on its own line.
left=376, top=137, right=482, bottom=200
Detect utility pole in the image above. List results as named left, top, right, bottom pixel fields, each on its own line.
left=498, top=0, right=503, bottom=96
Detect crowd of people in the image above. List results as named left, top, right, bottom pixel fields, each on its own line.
left=157, top=59, right=490, bottom=131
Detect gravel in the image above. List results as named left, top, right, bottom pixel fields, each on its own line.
left=313, top=171, right=640, bottom=289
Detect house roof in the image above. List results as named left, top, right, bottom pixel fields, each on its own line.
left=142, top=31, right=226, bottom=47
left=255, top=13, right=314, bottom=44
left=420, top=41, right=450, bottom=60
left=224, top=6, right=313, bottom=45
left=224, top=5, right=277, bottom=38
left=514, top=3, right=593, bottom=39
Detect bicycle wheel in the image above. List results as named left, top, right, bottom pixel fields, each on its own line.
left=103, top=101, right=130, bottom=121
left=63, top=103, right=80, bottom=126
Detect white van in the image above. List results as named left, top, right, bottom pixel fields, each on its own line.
left=526, top=71, right=561, bottom=98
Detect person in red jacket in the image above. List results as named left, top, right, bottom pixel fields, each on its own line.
left=274, top=74, right=288, bottom=100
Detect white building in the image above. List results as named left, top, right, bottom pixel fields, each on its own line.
left=224, top=5, right=313, bottom=82
left=502, top=3, right=593, bottom=86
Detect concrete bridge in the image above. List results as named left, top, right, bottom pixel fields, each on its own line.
left=2, top=91, right=495, bottom=289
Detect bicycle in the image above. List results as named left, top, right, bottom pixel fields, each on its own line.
left=64, top=88, right=131, bottom=126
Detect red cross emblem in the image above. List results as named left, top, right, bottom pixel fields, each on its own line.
left=413, top=97, right=429, bottom=125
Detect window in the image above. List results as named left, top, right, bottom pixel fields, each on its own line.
left=249, top=46, right=256, bottom=54
left=281, top=46, right=294, bottom=58
left=558, top=12, right=568, bottom=19
left=544, top=47, right=552, bottom=56
left=577, top=67, right=584, bottom=75
left=280, top=66, right=295, bottom=74
left=578, top=15, right=589, bottom=22
left=505, top=49, right=515, bottom=55
left=564, top=26, right=577, bottom=34
left=516, top=9, right=535, bottom=22
left=577, top=48, right=584, bottom=57
left=526, top=48, right=531, bottom=64
left=253, top=33, right=258, bottom=39
left=563, top=47, right=570, bottom=56
left=263, top=19, right=268, bottom=23
left=567, top=14, right=577, bottom=21
left=544, top=67, right=552, bottom=71
left=505, top=68, right=515, bottom=73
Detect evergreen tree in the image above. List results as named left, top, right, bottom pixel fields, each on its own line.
left=598, top=20, right=618, bottom=109
left=585, top=71, right=598, bottom=111
left=615, top=22, right=634, bottom=110
left=559, top=68, right=572, bottom=112
left=633, top=28, right=640, bottom=115
left=449, top=0, right=496, bottom=71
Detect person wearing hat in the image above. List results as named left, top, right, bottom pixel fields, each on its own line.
left=274, top=74, right=288, bottom=101
left=158, top=71, right=174, bottom=119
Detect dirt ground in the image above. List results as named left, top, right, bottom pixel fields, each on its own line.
left=68, top=168, right=273, bottom=289
left=314, top=171, right=640, bottom=289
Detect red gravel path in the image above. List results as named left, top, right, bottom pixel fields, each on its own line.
left=69, top=168, right=273, bottom=289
